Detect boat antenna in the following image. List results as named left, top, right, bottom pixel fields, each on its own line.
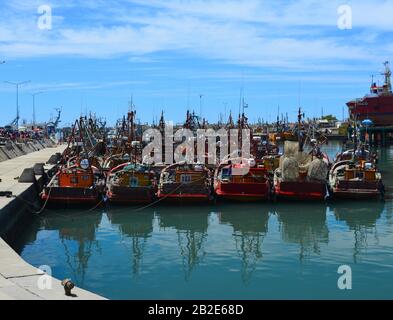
left=238, top=87, right=243, bottom=117
left=199, top=94, right=204, bottom=120
left=298, top=80, right=302, bottom=108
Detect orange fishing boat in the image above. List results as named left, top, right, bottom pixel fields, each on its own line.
left=329, top=147, right=384, bottom=200
left=41, top=158, right=102, bottom=205
left=41, top=118, right=105, bottom=206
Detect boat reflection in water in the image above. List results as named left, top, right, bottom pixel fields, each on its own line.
left=218, top=205, right=269, bottom=284
left=107, top=210, right=154, bottom=276
left=14, top=210, right=102, bottom=287
left=275, top=203, right=329, bottom=261
left=13, top=196, right=390, bottom=299
left=157, top=207, right=209, bottom=280
left=329, top=201, right=384, bottom=263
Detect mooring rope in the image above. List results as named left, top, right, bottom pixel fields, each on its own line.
left=34, top=185, right=54, bottom=215
left=133, top=175, right=209, bottom=212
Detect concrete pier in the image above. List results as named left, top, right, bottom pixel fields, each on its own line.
left=0, top=145, right=66, bottom=240
left=0, top=145, right=106, bottom=300
left=0, top=238, right=106, bottom=300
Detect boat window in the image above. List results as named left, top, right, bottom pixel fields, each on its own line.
left=356, top=171, right=365, bottom=180
left=221, top=168, right=232, bottom=179
left=70, top=177, right=78, bottom=184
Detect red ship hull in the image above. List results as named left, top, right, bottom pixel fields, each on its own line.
left=347, top=95, right=393, bottom=126
left=215, top=181, right=270, bottom=202
left=274, top=181, right=327, bottom=201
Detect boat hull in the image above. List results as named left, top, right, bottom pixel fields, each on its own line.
left=107, top=186, right=155, bottom=205
left=347, top=95, right=393, bottom=126
left=331, top=180, right=384, bottom=200
left=157, top=191, right=211, bottom=204
left=215, top=181, right=270, bottom=202
left=41, top=186, right=100, bottom=206
left=332, top=189, right=382, bottom=199
left=274, top=181, right=327, bottom=201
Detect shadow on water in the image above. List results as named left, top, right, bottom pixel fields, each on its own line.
left=217, top=204, right=270, bottom=284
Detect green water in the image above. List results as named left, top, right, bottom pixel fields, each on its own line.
left=11, top=143, right=393, bottom=299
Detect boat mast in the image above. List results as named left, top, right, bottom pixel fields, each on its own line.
left=382, top=61, right=392, bottom=94
left=298, top=107, right=303, bottom=152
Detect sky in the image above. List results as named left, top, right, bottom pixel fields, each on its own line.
left=0, top=0, right=392, bottom=127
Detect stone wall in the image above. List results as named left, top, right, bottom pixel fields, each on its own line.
left=0, top=139, right=55, bottom=163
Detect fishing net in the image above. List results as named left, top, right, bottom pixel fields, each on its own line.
left=307, top=158, right=328, bottom=182
left=283, top=141, right=298, bottom=157
left=281, top=157, right=299, bottom=181
left=280, top=141, right=316, bottom=182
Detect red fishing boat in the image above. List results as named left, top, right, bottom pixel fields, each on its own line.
left=214, top=158, right=270, bottom=202
left=273, top=139, right=330, bottom=201
left=347, top=61, right=393, bottom=126
left=157, top=162, right=212, bottom=203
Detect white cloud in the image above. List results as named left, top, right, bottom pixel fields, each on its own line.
left=0, top=80, right=147, bottom=93
left=0, top=0, right=391, bottom=70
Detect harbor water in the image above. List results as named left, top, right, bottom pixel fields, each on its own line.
left=11, top=142, right=393, bottom=299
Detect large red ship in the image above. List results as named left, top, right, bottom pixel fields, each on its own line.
left=347, top=62, right=393, bottom=126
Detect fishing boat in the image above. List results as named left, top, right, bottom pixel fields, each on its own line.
left=41, top=118, right=106, bottom=206
left=41, top=157, right=102, bottom=205
left=214, top=157, right=270, bottom=202
left=157, top=162, right=212, bottom=203
left=273, top=141, right=330, bottom=201
left=273, top=108, right=330, bottom=201
left=106, top=162, right=157, bottom=204
left=329, top=145, right=384, bottom=200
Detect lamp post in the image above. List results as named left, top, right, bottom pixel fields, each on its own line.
left=4, top=81, right=30, bottom=128
left=30, top=91, right=44, bottom=126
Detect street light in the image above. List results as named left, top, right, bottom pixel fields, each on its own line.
left=4, top=80, right=31, bottom=128
left=30, top=91, right=44, bottom=126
